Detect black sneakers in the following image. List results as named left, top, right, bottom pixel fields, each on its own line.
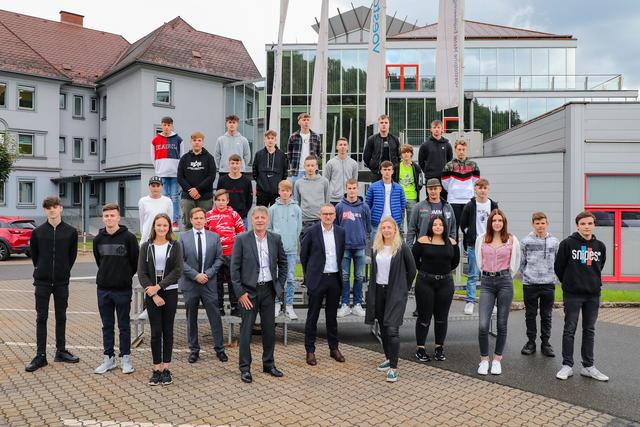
left=161, top=369, right=173, bottom=385
left=415, top=347, right=430, bottom=362
left=25, top=354, right=48, bottom=372
left=148, top=370, right=162, bottom=386
left=541, top=342, right=556, bottom=357
left=434, top=346, right=446, bottom=361
left=54, top=349, right=79, bottom=363
left=521, top=341, right=536, bottom=355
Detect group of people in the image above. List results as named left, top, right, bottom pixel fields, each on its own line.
left=24, top=113, right=609, bottom=385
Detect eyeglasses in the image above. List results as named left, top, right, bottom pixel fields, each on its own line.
left=321, top=212, right=335, bottom=216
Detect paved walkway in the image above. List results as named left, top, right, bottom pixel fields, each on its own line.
left=0, top=279, right=635, bottom=426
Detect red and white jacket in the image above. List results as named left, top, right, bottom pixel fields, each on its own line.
left=205, top=206, right=245, bottom=256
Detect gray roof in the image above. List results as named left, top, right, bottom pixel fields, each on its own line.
left=311, top=5, right=418, bottom=40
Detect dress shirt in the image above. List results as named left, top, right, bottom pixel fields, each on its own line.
left=255, top=232, right=273, bottom=282
left=322, top=225, right=339, bottom=273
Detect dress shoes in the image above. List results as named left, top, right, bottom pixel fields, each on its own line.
left=188, top=352, right=199, bottom=363
left=216, top=351, right=229, bottom=362
left=306, top=352, right=317, bottom=366
left=330, top=348, right=345, bottom=362
left=240, top=371, right=253, bottom=383
left=263, top=366, right=284, bottom=377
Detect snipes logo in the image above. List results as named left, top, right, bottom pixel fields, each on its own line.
left=571, top=246, right=601, bottom=265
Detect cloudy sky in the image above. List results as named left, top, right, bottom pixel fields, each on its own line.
left=3, top=0, right=639, bottom=89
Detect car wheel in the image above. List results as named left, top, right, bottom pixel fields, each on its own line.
left=0, top=242, right=9, bottom=261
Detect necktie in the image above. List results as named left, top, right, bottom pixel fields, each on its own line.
left=196, top=232, right=203, bottom=273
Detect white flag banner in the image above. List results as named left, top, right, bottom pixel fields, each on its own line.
left=365, top=0, right=387, bottom=125
left=310, top=0, right=329, bottom=137
left=268, top=0, right=289, bottom=135
left=435, top=0, right=464, bottom=112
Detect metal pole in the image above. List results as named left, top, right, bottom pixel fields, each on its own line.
left=457, top=0, right=465, bottom=134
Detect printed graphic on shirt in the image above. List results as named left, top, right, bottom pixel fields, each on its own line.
left=399, top=170, right=415, bottom=187
left=477, top=208, right=490, bottom=227
left=187, top=160, right=204, bottom=171
left=341, top=210, right=363, bottom=221
left=98, top=244, right=128, bottom=257
left=572, top=246, right=602, bottom=265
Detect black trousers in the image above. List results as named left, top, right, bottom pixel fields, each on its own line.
left=239, top=283, right=276, bottom=372
left=35, top=285, right=69, bottom=355
left=523, top=284, right=555, bottom=343
left=146, top=288, right=178, bottom=364
left=217, top=257, right=237, bottom=310
left=415, top=273, right=455, bottom=346
left=304, top=273, right=341, bottom=353
left=375, top=283, right=400, bottom=369
left=184, top=283, right=224, bottom=354
left=256, top=191, right=278, bottom=208
left=97, top=288, right=132, bottom=357
left=562, top=293, right=599, bottom=368
left=451, top=203, right=465, bottom=247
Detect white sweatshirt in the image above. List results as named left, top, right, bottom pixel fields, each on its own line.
left=138, top=195, right=173, bottom=244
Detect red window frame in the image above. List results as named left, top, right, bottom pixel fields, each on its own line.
left=385, top=64, right=419, bottom=91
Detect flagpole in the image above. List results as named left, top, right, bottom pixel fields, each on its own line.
left=458, top=0, right=465, bottom=135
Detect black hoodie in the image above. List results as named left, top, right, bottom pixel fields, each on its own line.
left=554, top=232, right=607, bottom=296
left=177, top=147, right=217, bottom=200
left=252, top=146, right=288, bottom=195
left=30, top=220, right=78, bottom=287
left=460, top=197, right=499, bottom=248
left=93, top=225, right=139, bottom=291
left=418, top=135, right=453, bottom=178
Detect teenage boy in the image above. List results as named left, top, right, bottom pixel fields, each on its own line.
left=92, top=203, right=139, bottom=375
left=269, top=180, right=303, bottom=319
left=335, top=179, right=371, bottom=317
left=555, top=211, right=608, bottom=382
left=324, top=137, right=358, bottom=205
left=214, top=115, right=251, bottom=176
left=365, top=161, right=405, bottom=238
left=138, top=176, right=173, bottom=244
left=25, top=196, right=79, bottom=372
left=177, top=131, right=217, bottom=230
left=406, top=178, right=456, bottom=247
left=363, top=114, right=400, bottom=182
left=217, top=154, right=253, bottom=229
left=441, top=139, right=480, bottom=244
left=397, top=144, right=424, bottom=234
left=418, top=120, right=452, bottom=200
left=519, top=212, right=559, bottom=357
left=253, top=130, right=288, bottom=208
left=287, top=113, right=322, bottom=185
left=206, top=190, right=245, bottom=316
left=460, top=178, right=498, bottom=315
left=293, top=155, right=329, bottom=241
left=151, top=116, right=183, bottom=230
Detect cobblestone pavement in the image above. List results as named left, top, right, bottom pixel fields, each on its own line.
left=0, top=279, right=635, bottom=427
left=597, top=308, right=640, bottom=328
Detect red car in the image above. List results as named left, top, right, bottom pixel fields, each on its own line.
left=0, top=216, right=36, bottom=261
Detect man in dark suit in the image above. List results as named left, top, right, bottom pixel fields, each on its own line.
left=300, top=203, right=346, bottom=366
left=179, top=207, right=227, bottom=364
left=231, top=206, right=288, bottom=383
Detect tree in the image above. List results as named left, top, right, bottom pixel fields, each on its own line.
left=0, top=130, right=18, bottom=183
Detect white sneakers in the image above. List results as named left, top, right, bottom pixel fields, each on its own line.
left=337, top=304, right=351, bottom=318
left=352, top=304, right=366, bottom=317
left=492, top=305, right=498, bottom=315
left=477, top=360, right=489, bottom=375
left=463, top=303, right=474, bottom=315
left=274, top=302, right=282, bottom=317
left=94, top=355, right=116, bottom=374
left=556, top=365, right=574, bottom=380
left=285, top=305, right=298, bottom=320
left=137, top=309, right=148, bottom=320
left=580, top=366, right=609, bottom=381
left=121, top=354, right=134, bottom=374
left=490, top=360, right=502, bottom=375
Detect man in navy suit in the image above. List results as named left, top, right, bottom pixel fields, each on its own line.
left=178, top=207, right=226, bottom=364
left=300, top=203, right=346, bottom=366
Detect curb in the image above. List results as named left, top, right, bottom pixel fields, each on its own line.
left=452, top=294, right=640, bottom=310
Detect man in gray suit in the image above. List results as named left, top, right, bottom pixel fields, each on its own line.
left=179, top=207, right=227, bottom=364
left=231, top=206, right=288, bottom=383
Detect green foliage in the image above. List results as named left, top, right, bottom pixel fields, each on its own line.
left=0, top=130, right=18, bottom=183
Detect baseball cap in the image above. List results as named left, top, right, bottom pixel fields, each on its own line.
left=148, top=176, right=162, bottom=185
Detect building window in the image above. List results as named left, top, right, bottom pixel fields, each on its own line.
left=1, top=83, right=8, bottom=107
left=18, top=134, right=33, bottom=156
left=73, top=95, right=84, bottom=118
left=0, top=180, right=5, bottom=206
left=73, top=138, right=83, bottom=160
left=586, top=175, right=640, bottom=206
left=18, top=86, right=35, bottom=110
left=90, top=97, right=98, bottom=113
left=72, top=182, right=81, bottom=205
left=155, top=78, right=172, bottom=105
left=101, top=138, right=106, bottom=163
left=102, top=96, right=107, bottom=119
left=60, top=93, right=67, bottom=109
left=59, top=136, right=66, bottom=153
left=90, top=181, right=97, bottom=197
left=89, top=138, right=97, bottom=155
left=246, top=99, right=254, bottom=121
left=59, top=182, right=66, bottom=198
left=17, top=179, right=35, bottom=207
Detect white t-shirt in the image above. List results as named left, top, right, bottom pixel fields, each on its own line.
left=154, top=242, right=178, bottom=290
left=476, top=200, right=492, bottom=237
left=382, top=183, right=392, bottom=218
left=299, top=132, right=311, bottom=171
left=375, top=245, right=393, bottom=285
left=138, top=195, right=173, bottom=245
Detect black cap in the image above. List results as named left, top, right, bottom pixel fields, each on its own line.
left=148, top=176, right=162, bottom=185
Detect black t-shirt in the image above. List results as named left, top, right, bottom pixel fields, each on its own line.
left=217, top=175, right=253, bottom=218
left=429, top=201, right=443, bottom=219
left=381, top=136, right=390, bottom=161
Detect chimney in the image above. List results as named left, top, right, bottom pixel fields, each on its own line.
left=60, top=11, right=84, bottom=27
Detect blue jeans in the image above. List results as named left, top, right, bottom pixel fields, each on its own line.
left=341, top=248, right=365, bottom=305
left=478, top=273, right=514, bottom=357
left=370, top=225, right=378, bottom=242
left=161, top=177, right=180, bottom=223
left=97, top=289, right=132, bottom=357
left=276, top=252, right=298, bottom=306
left=465, top=247, right=479, bottom=303
left=404, top=199, right=418, bottom=237
left=290, top=170, right=305, bottom=187
left=242, top=217, right=249, bottom=231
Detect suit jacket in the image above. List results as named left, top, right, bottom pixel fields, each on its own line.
left=300, top=222, right=346, bottom=292
left=230, top=230, right=287, bottom=300
left=178, top=229, right=224, bottom=293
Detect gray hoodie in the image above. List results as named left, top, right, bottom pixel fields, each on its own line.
left=519, top=231, right=560, bottom=285
left=214, top=132, right=251, bottom=172
left=293, top=174, right=330, bottom=222
left=323, top=155, right=359, bottom=203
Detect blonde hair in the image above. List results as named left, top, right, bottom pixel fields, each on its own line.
left=372, top=217, right=402, bottom=257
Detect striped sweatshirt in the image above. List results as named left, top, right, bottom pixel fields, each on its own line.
left=441, top=158, right=480, bottom=204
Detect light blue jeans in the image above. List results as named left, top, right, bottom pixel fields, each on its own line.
left=341, top=248, right=366, bottom=305
left=404, top=199, right=418, bottom=239
left=161, top=177, right=180, bottom=224
left=466, top=247, right=480, bottom=303
left=276, top=252, right=298, bottom=306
